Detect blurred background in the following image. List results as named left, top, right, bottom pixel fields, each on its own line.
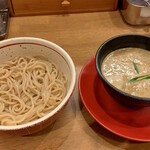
left=0, top=0, right=9, bottom=39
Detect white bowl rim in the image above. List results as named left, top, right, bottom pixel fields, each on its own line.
left=0, top=37, right=76, bottom=130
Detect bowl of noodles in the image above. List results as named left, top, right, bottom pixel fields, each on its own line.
left=0, top=37, right=76, bottom=135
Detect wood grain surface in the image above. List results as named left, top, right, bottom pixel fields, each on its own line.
left=1, top=11, right=150, bottom=150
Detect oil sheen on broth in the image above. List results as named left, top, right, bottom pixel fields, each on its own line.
left=101, top=48, right=150, bottom=98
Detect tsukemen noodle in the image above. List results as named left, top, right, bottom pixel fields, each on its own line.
left=0, top=56, right=67, bottom=125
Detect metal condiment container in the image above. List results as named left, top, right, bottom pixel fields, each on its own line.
left=0, top=0, right=9, bottom=39
left=120, top=0, right=150, bottom=25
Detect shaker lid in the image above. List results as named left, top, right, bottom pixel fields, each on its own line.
left=128, top=0, right=150, bottom=7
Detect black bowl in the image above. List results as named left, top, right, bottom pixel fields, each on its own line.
left=95, top=34, right=150, bottom=108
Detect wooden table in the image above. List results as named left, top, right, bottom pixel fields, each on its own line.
left=1, top=11, right=150, bottom=150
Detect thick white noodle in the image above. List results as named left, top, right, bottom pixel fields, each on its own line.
left=0, top=56, right=67, bottom=125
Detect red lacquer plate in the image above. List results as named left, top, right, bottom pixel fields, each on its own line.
left=78, top=57, right=150, bottom=142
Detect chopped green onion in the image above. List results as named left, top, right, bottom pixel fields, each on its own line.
left=128, top=74, right=150, bottom=83
left=132, top=61, right=139, bottom=74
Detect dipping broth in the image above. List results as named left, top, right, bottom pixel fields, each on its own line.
left=101, top=48, right=150, bottom=98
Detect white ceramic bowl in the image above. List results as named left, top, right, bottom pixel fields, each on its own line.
left=0, top=37, right=76, bottom=135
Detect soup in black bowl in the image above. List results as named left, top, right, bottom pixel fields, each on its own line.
left=95, top=34, right=150, bottom=108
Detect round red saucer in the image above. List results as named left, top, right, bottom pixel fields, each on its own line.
left=78, top=57, right=150, bottom=142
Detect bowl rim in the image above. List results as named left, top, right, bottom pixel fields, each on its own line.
left=95, top=34, right=150, bottom=102
left=0, top=37, right=76, bottom=130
